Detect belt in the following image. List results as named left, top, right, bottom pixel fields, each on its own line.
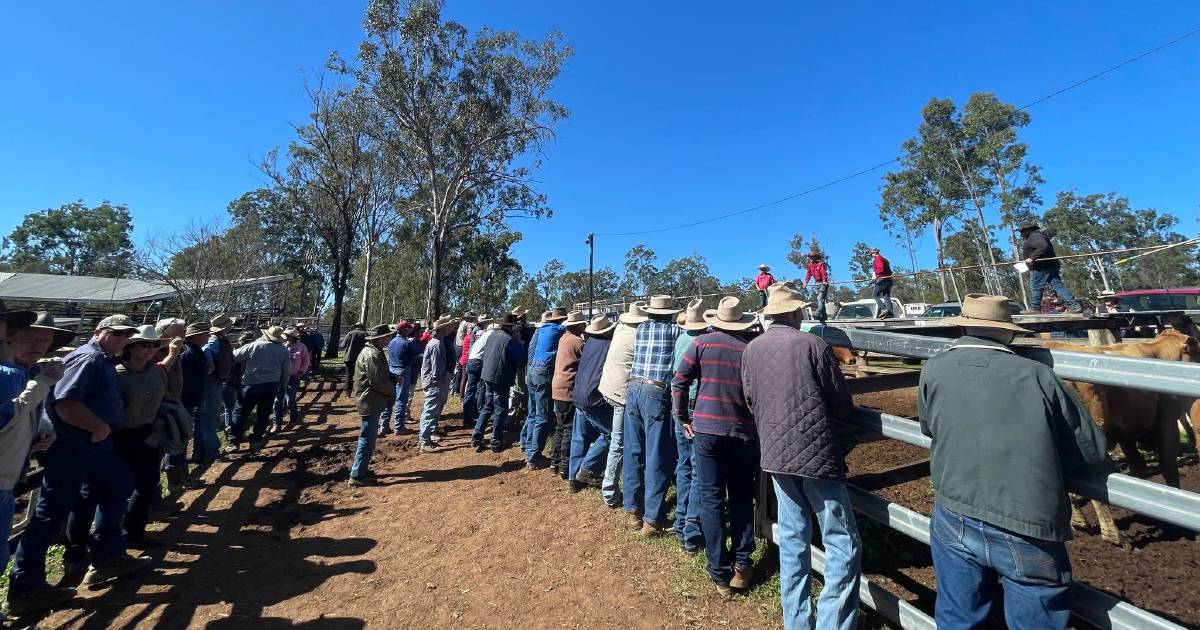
left=628, top=376, right=669, bottom=390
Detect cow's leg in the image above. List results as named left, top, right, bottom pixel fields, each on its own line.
left=1119, top=439, right=1148, bottom=477
left=1092, top=499, right=1124, bottom=547
left=1069, top=495, right=1091, bottom=532
left=1156, top=411, right=1182, bottom=488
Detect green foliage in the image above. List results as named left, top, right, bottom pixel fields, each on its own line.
left=1, top=200, right=134, bottom=276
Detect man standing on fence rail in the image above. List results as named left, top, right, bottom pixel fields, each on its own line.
left=742, top=282, right=861, bottom=630
left=918, top=293, right=1110, bottom=630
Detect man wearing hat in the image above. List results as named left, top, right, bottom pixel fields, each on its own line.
left=670, top=299, right=706, bottom=553
left=1096, top=290, right=1129, bottom=314
left=275, top=327, right=310, bottom=429
left=461, top=314, right=495, bottom=430
left=417, top=316, right=458, bottom=451
left=380, top=320, right=416, bottom=435
left=674, top=297, right=758, bottom=596
left=623, top=295, right=682, bottom=536
left=519, top=310, right=553, bottom=457
left=507, top=307, right=533, bottom=432
left=228, top=325, right=292, bottom=452
left=802, top=250, right=831, bottom=321
left=919, top=294, right=1109, bottom=629
left=568, top=315, right=617, bottom=492
left=742, top=283, right=860, bottom=628
left=475, top=313, right=526, bottom=452
left=1019, top=221, right=1082, bottom=314
left=869, top=247, right=895, bottom=318
left=9, top=315, right=147, bottom=612
left=196, top=314, right=236, bottom=465
left=349, top=324, right=397, bottom=485
left=597, top=301, right=647, bottom=508
left=304, top=323, right=325, bottom=375
left=753, top=264, right=775, bottom=309
left=550, top=311, right=589, bottom=478
left=340, top=322, right=368, bottom=397
left=523, top=308, right=569, bottom=468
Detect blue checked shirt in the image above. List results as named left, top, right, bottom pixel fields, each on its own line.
left=628, top=319, right=680, bottom=383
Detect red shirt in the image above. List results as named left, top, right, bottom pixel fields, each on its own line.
left=755, top=272, right=775, bottom=290
left=804, top=261, right=829, bottom=284
left=872, top=254, right=892, bottom=278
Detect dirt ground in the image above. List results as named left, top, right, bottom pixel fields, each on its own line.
left=851, top=387, right=1200, bottom=628
left=27, top=374, right=790, bottom=630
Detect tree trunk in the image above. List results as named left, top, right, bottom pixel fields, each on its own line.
left=326, top=257, right=350, bottom=359
left=425, top=219, right=445, bottom=324
left=932, top=218, right=950, bottom=302
left=359, top=239, right=375, bottom=324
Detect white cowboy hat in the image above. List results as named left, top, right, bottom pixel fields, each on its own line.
left=760, top=281, right=811, bottom=316
left=703, top=297, right=757, bottom=331
left=618, top=301, right=649, bottom=325
left=584, top=315, right=617, bottom=336
left=642, top=295, right=681, bottom=316
left=678, top=298, right=707, bottom=331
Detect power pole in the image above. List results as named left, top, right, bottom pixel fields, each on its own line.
left=586, top=233, right=595, bottom=317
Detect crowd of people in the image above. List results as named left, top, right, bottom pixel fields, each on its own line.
left=1, top=273, right=1111, bottom=629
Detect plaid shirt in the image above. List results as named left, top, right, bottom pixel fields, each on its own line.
left=629, top=318, right=680, bottom=383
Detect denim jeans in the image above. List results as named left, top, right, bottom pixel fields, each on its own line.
left=473, top=381, right=510, bottom=446
left=622, top=382, right=678, bottom=526
left=380, top=368, right=412, bottom=431
left=418, top=376, right=449, bottom=445
left=462, top=361, right=483, bottom=426
left=1029, top=266, right=1077, bottom=310
left=221, top=382, right=238, bottom=434
left=550, top=400, right=575, bottom=471
left=815, top=283, right=829, bottom=320
left=930, top=504, right=1072, bottom=630
left=350, top=413, right=381, bottom=480
left=194, top=381, right=225, bottom=463
left=233, top=382, right=279, bottom=445
left=274, top=374, right=301, bottom=426
left=11, top=433, right=133, bottom=596
left=872, top=278, right=893, bottom=315
left=0, top=489, right=14, bottom=581
left=673, top=421, right=703, bottom=548
left=693, top=433, right=756, bottom=584
left=772, top=473, right=861, bottom=630
left=523, top=362, right=553, bottom=461
left=758, top=289, right=768, bottom=308
left=602, top=399, right=625, bottom=507
left=568, top=404, right=612, bottom=482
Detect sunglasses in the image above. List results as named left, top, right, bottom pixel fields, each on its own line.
left=105, top=328, right=137, bottom=338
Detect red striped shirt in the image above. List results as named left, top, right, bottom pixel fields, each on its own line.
left=671, top=331, right=755, bottom=439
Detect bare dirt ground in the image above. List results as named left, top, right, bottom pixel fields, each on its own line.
left=29, top=373, right=789, bottom=630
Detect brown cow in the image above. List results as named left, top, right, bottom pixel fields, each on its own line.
left=1041, top=329, right=1200, bottom=545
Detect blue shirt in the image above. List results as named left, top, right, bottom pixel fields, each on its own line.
left=179, top=341, right=208, bottom=409
left=387, top=335, right=411, bottom=370
left=48, top=339, right=124, bottom=429
left=531, top=323, right=565, bottom=365
left=0, top=362, right=30, bottom=431
left=629, top=319, right=680, bottom=383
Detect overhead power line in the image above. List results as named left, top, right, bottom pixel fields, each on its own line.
left=594, top=25, right=1200, bottom=239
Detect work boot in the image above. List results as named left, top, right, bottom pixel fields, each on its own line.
left=714, top=582, right=734, bottom=598
left=1065, top=305, right=1084, bottom=314
left=730, top=566, right=755, bottom=590
left=627, top=512, right=644, bottom=529
left=5, top=585, right=76, bottom=616
left=640, top=521, right=674, bottom=538
left=525, top=455, right=549, bottom=470
left=568, top=480, right=584, bottom=494
left=58, top=557, right=89, bottom=588
left=164, top=467, right=185, bottom=496
left=83, top=554, right=152, bottom=588
left=575, top=470, right=603, bottom=488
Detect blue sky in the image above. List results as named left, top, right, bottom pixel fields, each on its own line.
left=1, top=2, right=1197, bottom=285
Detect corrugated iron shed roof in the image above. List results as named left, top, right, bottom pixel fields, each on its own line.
left=0, top=272, right=289, bottom=305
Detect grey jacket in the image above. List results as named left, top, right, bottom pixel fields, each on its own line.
left=0, top=374, right=55, bottom=490
left=233, top=339, right=292, bottom=390
left=919, top=336, right=1112, bottom=541
left=355, top=344, right=395, bottom=415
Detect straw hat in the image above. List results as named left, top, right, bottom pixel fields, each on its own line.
left=477, top=313, right=495, bottom=325
left=283, top=327, right=302, bottom=340
left=544, top=308, right=568, bottom=323
left=760, top=282, right=811, bottom=316
left=26, top=312, right=75, bottom=349
left=365, top=323, right=396, bottom=341
left=210, top=313, right=234, bottom=333
left=562, top=310, right=587, bottom=328
left=261, top=325, right=287, bottom=343
left=703, top=297, right=756, bottom=331
left=535, top=310, right=553, bottom=327
left=943, top=294, right=1032, bottom=333
left=431, top=316, right=458, bottom=332
left=757, top=264, right=770, bottom=271
left=585, top=315, right=617, bottom=336
left=184, top=322, right=210, bottom=338
left=511, top=306, right=528, bottom=318
left=128, top=325, right=164, bottom=347
left=618, top=301, right=649, bottom=325
left=678, top=298, right=707, bottom=331
left=642, top=295, right=681, bottom=316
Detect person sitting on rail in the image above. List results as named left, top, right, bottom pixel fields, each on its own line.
left=918, top=293, right=1111, bottom=629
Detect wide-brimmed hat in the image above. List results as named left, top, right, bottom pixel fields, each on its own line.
left=757, top=263, right=770, bottom=271
left=535, top=310, right=553, bottom=327
left=761, top=282, right=811, bottom=316
left=210, top=313, right=234, bottom=333
left=678, top=298, right=707, bottom=331
left=496, top=313, right=518, bottom=328
left=807, top=250, right=824, bottom=259
left=431, top=316, right=458, bottom=332
left=261, top=325, right=287, bottom=342
left=544, top=308, right=568, bottom=323
left=477, top=313, right=494, bottom=325
left=463, top=311, right=478, bottom=320
left=704, top=297, right=757, bottom=331
left=184, top=322, right=211, bottom=337
left=618, top=301, right=649, bottom=325
left=1018, top=221, right=1040, bottom=232
left=97, top=314, right=139, bottom=332
left=511, top=306, right=528, bottom=318
left=642, top=295, right=681, bottom=315
left=562, top=311, right=587, bottom=328
left=352, top=322, right=366, bottom=330
left=283, top=327, right=303, bottom=340
left=24, top=312, right=75, bottom=349
left=128, top=325, right=165, bottom=347
left=943, top=294, right=1032, bottom=333
left=0, top=304, right=37, bottom=329
left=365, top=323, right=395, bottom=341
left=585, top=315, right=617, bottom=336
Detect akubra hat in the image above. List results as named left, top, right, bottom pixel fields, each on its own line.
left=536, top=310, right=554, bottom=327
left=210, top=313, right=234, bottom=333
left=642, top=295, right=681, bottom=316
left=283, top=327, right=302, bottom=340
left=1018, top=221, right=1040, bottom=232
left=0, top=303, right=37, bottom=329
left=618, top=301, right=649, bottom=325
left=585, top=314, right=617, bottom=336
left=562, top=310, right=587, bottom=328
left=261, top=325, right=287, bottom=343
left=184, top=322, right=211, bottom=337
left=128, top=324, right=164, bottom=347
left=760, top=281, right=811, bottom=316
left=757, top=263, right=770, bottom=271
left=25, top=312, right=75, bottom=349
left=703, top=297, right=757, bottom=331
left=365, top=323, right=396, bottom=341
left=544, top=307, right=569, bottom=323
left=477, top=313, right=495, bottom=325
left=431, top=316, right=458, bottom=332
left=943, top=294, right=1031, bottom=333
left=497, top=313, right=518, bottom=328
left=678, top=298, right=708, bottom=331
left=511, top=306, right=528, bottom=318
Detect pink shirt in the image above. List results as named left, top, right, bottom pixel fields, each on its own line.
left=755, top=272, right=775, bottom=290
left=287, top=342, right=311, bottom=376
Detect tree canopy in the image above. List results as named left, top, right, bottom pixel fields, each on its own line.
left=1, top=200, right=134, bottom=277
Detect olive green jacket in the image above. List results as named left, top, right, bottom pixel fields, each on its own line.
left=354, top=344, right=395, bottom=416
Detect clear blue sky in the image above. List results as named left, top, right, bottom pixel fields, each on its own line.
left=2, top=2, right=1197, bottom=285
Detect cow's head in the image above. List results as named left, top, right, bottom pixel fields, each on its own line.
left=1157, top=329, right=1200, bottom=363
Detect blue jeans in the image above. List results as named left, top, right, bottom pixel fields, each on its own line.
left=233, top=382, right=278, bottom=445
left=350, top=413, right=381, bottom=480
left=602, top=399, right=625, bottom=507
left=1029, top=266, right=1077, bottom=310
left=194, top=381, right=224, bottom=463
left=673, top=421, right=702, bottom=546
left=10, top=433, right=133, bottom=596
left=524, top=362, right=553, bottom=461
left=873, top=278, right=893, bottom=314
left=418, top=376, right=449, bottom=445
left=462, top=361, right=483, bottom=426
left=622, top=382, right=677, bottom=526
left=0, top=489, right=14, bottom=582
left=772, top=473, right=861, bottom=630
left=380, top=368, right=411, bottom=431
left=274, top=374, right=301, bottom=425
left=221, top=383, right=238, bottom=433
left=569, top=405, right=612, bottom=481
left=814, top=283, right=829, bottom=320
left=758, top=289, right=768, bottom=308
left=693, top=433, right=756, bottom=584
left=930, top=504, right=1072, bottom=630
left=473, top=381, right=510, bottom=446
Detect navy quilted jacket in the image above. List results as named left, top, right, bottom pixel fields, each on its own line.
left=741, top=324, right=854, bottom=480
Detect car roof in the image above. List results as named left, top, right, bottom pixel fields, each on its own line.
left=1116, top=288, right=1200, bottom=297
